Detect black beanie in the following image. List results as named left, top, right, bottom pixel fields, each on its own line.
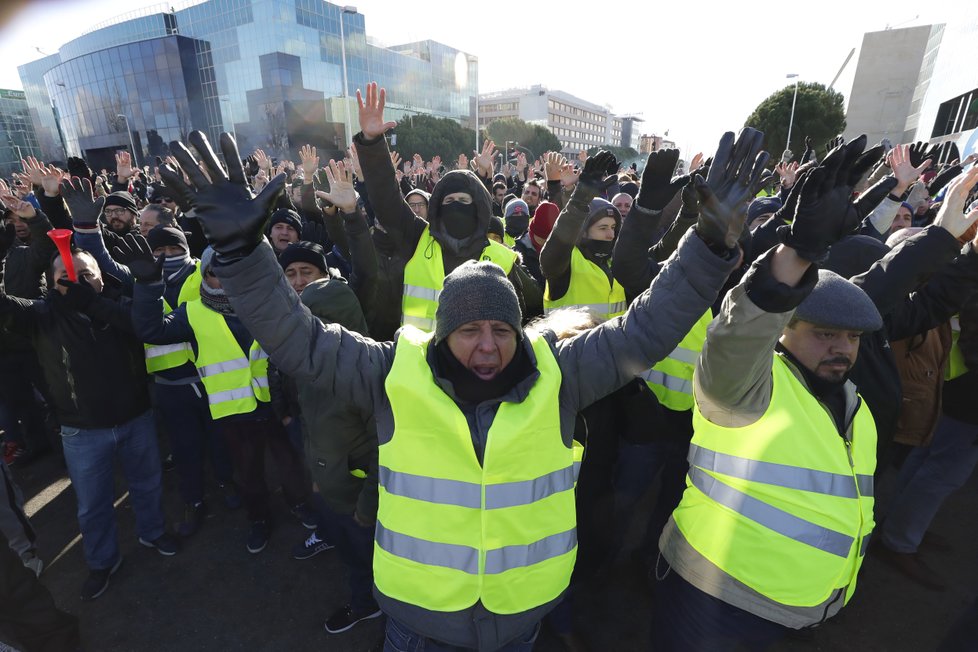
left=146, top=225, right=189, bottom=253
left=266, top=208, right=302, bottom=236
left=103, top=191, right=138, bottom=214
left=488, top=216, right=505, bottom=240
left=278, top=241, right=328, bottom=273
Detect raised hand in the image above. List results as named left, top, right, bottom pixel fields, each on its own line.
left=60, top=176, right=104, bottom=228
left=889, top=143, right=931, bottom=195
left=692, top=128, right=770, bottom=251
left=253, top=149, right=272, bottom=173
left=635, top=149, right=684, bottom=211
left=474, top=140, right=497, bottom=176
left=0, top=179, right=37, bottom=220
left=775, top=160, right=800, bottom=189
left=457, top=153, right=468, bottom=170
left=160, top=131, right=286, bottom=262
left=688, top=152, right=705, bottom=175
left=347, top=144, right=364, bottom=179
left=824, top=135, right=844, bottom=155
left=544, top=151, right=566, bottom=181
left=299, top=144, right=319, bottom=182
left=314, top=159, right=357, bottom=213
left=39, top=164, right=63, bottom=197
left=933, top=166, right=978, bottom=238
left=112, top=233, right=163, bottom=283
left=391, top=150, right=403, bottom=172
left=578, top=150, right=588, bottom=164
left=575, top=150, right=618, bottom=196
left=356, top=82, right=397, bottom=140
left=116, top=150, right=135, bottom=180
left=559, top=163, right=581, bottom=188
left=21, top=156, right=47, bottom=188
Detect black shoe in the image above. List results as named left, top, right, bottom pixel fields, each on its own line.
left=247, top=521, right=271, bottom=554
left=138, top=532, right=180, bottom=556
left=290, top=502, right=319, bottom=530
left=324, top=604, right=383, bottom=634
left=80, top=557, right=123, bottom=601
left=178, top=502, right=208, bottom=538
left=292, top=530, right=335, bottom=560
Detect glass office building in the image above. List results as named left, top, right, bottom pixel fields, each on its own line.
left=17, top=0, right=477, bottom=171
left=0, top=89, right=41, bottom=177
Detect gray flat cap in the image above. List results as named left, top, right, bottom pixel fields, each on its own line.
left=794, top=269, right=883, bottom=332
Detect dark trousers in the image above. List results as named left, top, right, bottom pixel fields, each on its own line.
left=384, top=617, right=539, bottom=652
left=316, top=500, right=376, bottom=612
left=0, top=350, right=51, bottom=454
left=153, top=382, right=233, bottom=505
left=652, top=566, right=788, bottom=651
left=219, top=417, right=310, bottom=522
left=0, top=530, right=80, bottom=652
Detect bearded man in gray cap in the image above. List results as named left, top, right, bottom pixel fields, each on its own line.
left=157, top=117, right=769, bottom=648
left=655, top=136, right=886, bottom=651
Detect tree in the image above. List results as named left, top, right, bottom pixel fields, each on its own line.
left=485, top=117, right=562, bottom=161
left=388, top=114, right=475, bottom=163
left=587, top=145, right=641, bottom=167
left=744, top=82, right=846, bottom=163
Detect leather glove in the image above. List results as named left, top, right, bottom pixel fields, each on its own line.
left=0, top=223, right=15, bottom=260
left=778, top=134, right=868, bottom=262
left=57, top=277, right=99, bottom=311
left=160, top=131, right=286, bottom=263
left=60, top=177, right=104, bottom=229
left=928, top=163, right=963, bottom=197
left=908, top=141, right=943, bottom=170
left=825, top=135, right=844, bottom=156
left=801, top=136, right=815, bottom=164
left=635, top=149, right=684, bottom=211
left=113, top=233, right=163, bottom=283
left=693, top=128, right=770, bottom=251
left=679, top=178, right=699, bottom=219
left=576, top=151, right=618, bottom=195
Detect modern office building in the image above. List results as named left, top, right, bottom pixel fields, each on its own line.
left=17, top=0, right=477, bottom=171
left=478, top=85, right=625, bottom=156
left=0, top=89, right=41, bottom=178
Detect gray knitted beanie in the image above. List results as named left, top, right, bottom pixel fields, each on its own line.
left=794, top=269, right=882, bottom=332
left=434, top=260, right=522, bottom=343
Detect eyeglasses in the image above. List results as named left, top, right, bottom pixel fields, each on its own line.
left=407, top=201, right=427, bottom=209
left=103, top=207, right=130, bottom=217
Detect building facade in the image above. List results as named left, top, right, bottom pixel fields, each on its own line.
left=0, top=89, right=41, bottom=178
left=17, top=0, right=477, bottom=171
left=478, top=85, right=625, bottom=156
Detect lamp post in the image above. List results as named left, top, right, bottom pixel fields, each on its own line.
left=785, top=73, right=800, bottom=159
left=467, top=55, right=479, bottom=155
left=338, top=6, right=357, bottom=145
left=219, top=96, right=236, bottom=142
left=117, top=113, right=137, bottom=167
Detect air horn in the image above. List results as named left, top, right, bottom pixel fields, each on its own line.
left=47, top=229, right=77, bottom=281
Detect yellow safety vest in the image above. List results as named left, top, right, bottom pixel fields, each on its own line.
left=673, top=354, right=876, bottom=607
left=143, top=265, right=202, bottom=374
left=945, top=315, right=967, bottom=381
left=375, top=326, right=583, bottom=614
left=401, top=226, right=518, bottom=332
left=638, top=309, right=712, bottom=411
left=544, top=247, right=626, bottom=320
left=185, top=300, right=270, bottom=419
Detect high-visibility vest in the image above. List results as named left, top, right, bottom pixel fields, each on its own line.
left=638, top=309, right=712, bottom=411
left=544, top=247, right=626, bottom=321
left=143, top=265, right=202, bottom=374
left=674, top=354, right=876, bottom=607
left=185, top=300, right=270, bottom=419
left=375, top=326, right=583, bottom=614
left=401, top=226, right=518, bottom=332
left=945, top=315, right=968, bottom=381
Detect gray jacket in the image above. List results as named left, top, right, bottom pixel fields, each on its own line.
left=216, top=229, right=736, bottom=651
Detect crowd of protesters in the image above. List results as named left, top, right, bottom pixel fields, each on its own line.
left=3, top=78, right=978, bottom=652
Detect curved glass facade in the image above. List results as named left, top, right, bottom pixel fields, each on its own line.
left=18, top=0, right=478, bottom=166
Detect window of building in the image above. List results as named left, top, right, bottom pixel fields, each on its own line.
left=932, top=88, right=978, bottom=137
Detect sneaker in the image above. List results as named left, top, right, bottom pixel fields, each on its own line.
left=324, top=604, right=382, bottom=634
left=219, top=483, right=242, bottom=511
left=178, top=502, right=208, bottom=538
left=291, top=502, right=319, bottom=530
left=247, top=521, right=271, bottom=554
left=80, top=557, right=123, bottom=601
left=138, top=532, right=181, bottom=556
left=292, top=530, right=335, bottom=560
left=22, top=554, right=44, bottom=578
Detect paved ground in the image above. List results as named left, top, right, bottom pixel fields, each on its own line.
left=8, top=447, right=978, bottom=651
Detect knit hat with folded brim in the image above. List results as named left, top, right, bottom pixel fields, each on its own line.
left=433, top=260, right=522, bottom=343
left=794, top=269, right=882, bottom=332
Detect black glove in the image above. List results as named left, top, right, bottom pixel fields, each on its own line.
left=801, top=136, right=815, bottom=164
left=853, top=176, right=899, bottom=220
left=0, top=222, right=16, bottom=260
left=679, top=178, right=699, bottom=219
left=908, top=141, right=942, bottom=170
left=772, top=167, right=813, bottom=225
left=57, top=277, right=99, bottom=311
left=778, top=135, right=868, bottom=262
left=928, top=164, right=964, bottom=197
left=693, top=127, right=770, bottom=251
left=60, top=177, right=104, bottom=229
left=635, top=149, right=684, bottom=211
left=113, top=233, right=163, bottom=283
left=67, top=156, right=93, bottom=185
left=825, top=135, right=844, bottom=156
left=575, top=151, right=618, bottom=196
left=160, top=131, right=286, bottom=263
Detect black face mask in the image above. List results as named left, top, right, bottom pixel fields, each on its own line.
left=440, top=202, right=479, bottom=240
left=582, top=239, right=614, bottom=259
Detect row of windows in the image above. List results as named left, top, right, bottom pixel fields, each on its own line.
left=481, top=102, right=517, bottom=113
left=932, top=88, right=978, bottom=138
left=549, top=112, right=605, bottom=132
left=552, top=126, right=605, bottom=144
left=548, top=98, right=605, bottom=124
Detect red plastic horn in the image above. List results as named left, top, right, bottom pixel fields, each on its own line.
left=47, top=229, right=77, bottom=282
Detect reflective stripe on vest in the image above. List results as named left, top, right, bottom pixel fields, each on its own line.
left=640, top=309, right=712, bottom=411
left=544, top=247, right=626, bottom=321
left=186, top=300, right=269, bottom=419
left=674, top=353, right=877, bottom=607
left=144, top=297, right=196, bottom=373
left=145, top=342, right=193, bottom=360
left=375, top=326, right=580, bottom=614
left=401, top=227, right=518, bottom=333
left=946, top=315, right=968, bottom=381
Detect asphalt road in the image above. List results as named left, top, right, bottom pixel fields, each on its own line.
left=8, top=448, right=978, bottom=651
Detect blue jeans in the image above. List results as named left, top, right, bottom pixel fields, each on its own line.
left=61, top=410, right=165, bottom=570
left=314, top=499, right=376, bottom=612
left=384, top=617, right=540, bottom=652
left=882, top=414, right=978, bottom=553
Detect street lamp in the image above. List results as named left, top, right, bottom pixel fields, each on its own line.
left=219, top=96, right=236, bottom=142
left=117, top=113, right=138, bottom=167
left=785, top=73, right=800, bottom=160
left=338, top=6, right=357, bottom=145
left=467, top=55, right=478, bottom=155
